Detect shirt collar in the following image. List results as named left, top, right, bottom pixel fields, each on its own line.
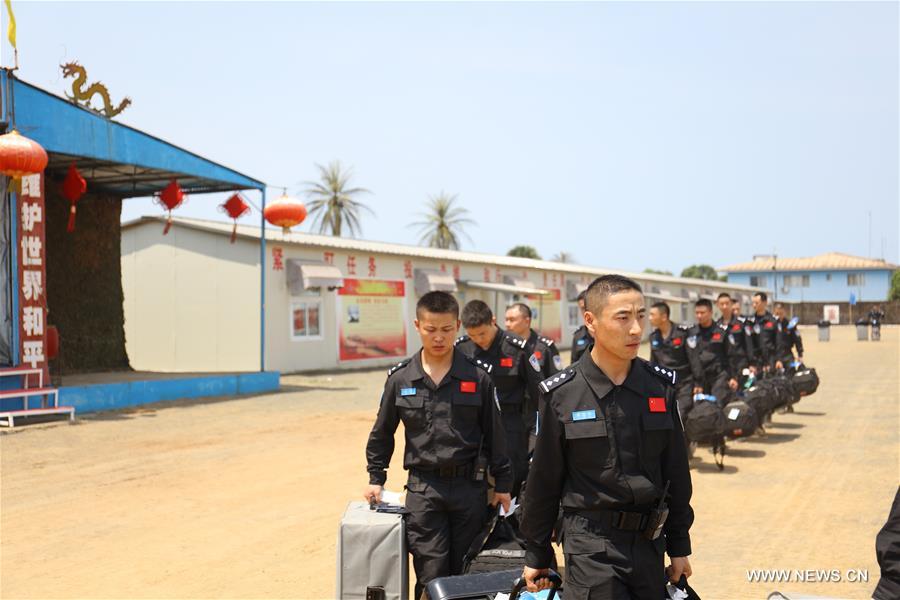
left=578, top=351, right=650, bottom=400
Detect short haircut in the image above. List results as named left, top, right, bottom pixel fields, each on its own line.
left=651, top=302, right=670, bottom=318
left=695, top=298, right=713, bottom=310
left=507, top=302, right=532, bottom=320
left=461, top=300, right=494, bottom=328
left=773, top=301, right=785, bottom=309
left=753, top=291, right=768, bottom=302
left=584, top=274, right=643, bottom=315
left=717, top=292, right=732, bottom=301
left=416, top=291, right=459, bottom=319
left=576, top=290, right=587, bottom=305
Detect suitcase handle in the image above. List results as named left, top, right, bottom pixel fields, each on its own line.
left=510, top=571, right=562, bottom=600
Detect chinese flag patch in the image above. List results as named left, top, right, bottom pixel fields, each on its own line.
left=500, top=357, right=513, bottom=368
left=712, top=332, right=722, bottom=341
left=673, top=338, right=682, bottom=346
left=460, top=381, right=477, bottom=394
left=648, top=397, right=667, bottom=413
left=534, top=350, right=542, bottom=360
left=765, top=321, right=774, bottom=329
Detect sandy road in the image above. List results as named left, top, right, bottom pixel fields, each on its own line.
left=1, top=326, right=897, bottom=599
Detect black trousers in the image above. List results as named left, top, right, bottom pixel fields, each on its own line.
left=405, top=472, right=488, bottom=599
left=561, top=513, right=666, bottom=600
left=501, top=408, right=529, bottom=497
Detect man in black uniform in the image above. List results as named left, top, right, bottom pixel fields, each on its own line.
left=773, top=302, right=804, bottom=369
left=505, top=302, right=563, bottom=379
left=570, top=290, right=593, bottom=364
left=364, top=292, right=512, bottom=599
left=716, top=292, right=754, bottom=386
left=648, top=301, right=693, bottom=420
left=686, top=298, right=737, bottom=405
left=521, top=275, right=694, bottom=599
left=456, top=300, right=542, bottom=496
left=749, top=292, right=778, bottom=372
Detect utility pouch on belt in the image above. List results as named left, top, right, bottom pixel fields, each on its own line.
left=472, top=436, right=487, bottom=482
left=643, top=480, right=670, bottom=540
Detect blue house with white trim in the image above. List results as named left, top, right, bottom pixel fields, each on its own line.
left=720, top=252, right=896, bottom=303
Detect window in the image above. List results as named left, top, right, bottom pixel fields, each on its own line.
left=750, top=275, right=767, bottom=287
left=568, top=305, right=581, bottom=327
left=291, top=295, right=323, bottom=340
left=847, top=273, right=865, bottom=287
left=783, top=275, right=810, bottom=287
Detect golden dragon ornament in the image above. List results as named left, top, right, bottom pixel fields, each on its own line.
left=61, top=62, right=132, bottom=118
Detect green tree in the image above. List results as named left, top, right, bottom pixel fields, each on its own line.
left=643, top=268, right=673, bottom=276
left=507, top=245, right=542, bottom=260
left=681, top=264, right=726, bottom=281
left=303, top=161, right=372, bottom=237
left=889, top=270, right=900, bottom=301
left=552, top=251, right=575, bottom=263
left=410, top=192, right=474, bottom=250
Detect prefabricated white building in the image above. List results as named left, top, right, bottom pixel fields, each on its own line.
left=121, top=217, right=766, bottom=374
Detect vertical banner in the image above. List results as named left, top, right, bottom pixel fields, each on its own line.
left=17, top=173, right=48, bottom=381
left=337, top=279, right=406, bottom=361
left=528, top=288, right=562, bottom=342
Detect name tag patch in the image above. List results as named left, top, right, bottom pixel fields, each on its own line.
left=648, top=397, right=667, bottom=413
left=400, top=387, right=417, bottom=396
left=460, top=381, right=477, bottom=394
left=572, top=409, right=597, bottom=422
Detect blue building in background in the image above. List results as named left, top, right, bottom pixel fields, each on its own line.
left=720, top=252, right=896, bottom=303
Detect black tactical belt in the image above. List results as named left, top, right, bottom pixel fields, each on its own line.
left=411, top=464, right=471, bottom=479
left=574, top=509, right=650, bottom=532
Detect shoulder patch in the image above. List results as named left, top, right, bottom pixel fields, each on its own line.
left=455, top=335, right=470, bottom=346
left=788, top=316, right=800, bottom=330
left=643, top=361, right=677, bottom=386
left=504, top=334, right=526, bottom=348
left=463, top=354, right=494, bottom=374
left=539, top=368, right=576, bottom=393
left=387, top=358, right=412, bottom=377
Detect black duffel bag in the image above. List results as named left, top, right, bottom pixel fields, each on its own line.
left=684, top=397, right=727, bottom=470
left=723, top=399, right=759, bottom=438
left=744, top=384, right=770, bottom=420
left=792, top=366, right=820, bottom=397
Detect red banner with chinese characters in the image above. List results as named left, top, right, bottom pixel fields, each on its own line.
left=17, top=173, right=48, bottom=380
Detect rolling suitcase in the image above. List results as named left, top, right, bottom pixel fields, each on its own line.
left=424, top=569, right=561, bottom=600
left=337, top=501, right=409, bottom=600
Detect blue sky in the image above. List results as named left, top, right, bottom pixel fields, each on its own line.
left=5, top=1, right=898, bottom=273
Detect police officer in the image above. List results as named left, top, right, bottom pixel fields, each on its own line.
left=364, top=291, right=512, bottom=599
left=773, top=301, right=803, bottom=369
left=505, top=302, right=562, bottom=379
left=570, top=290, right=594, bottom=364
left=749, top=292, right=778, bottom=372
left=648, top=301, right=693, bottom=419
left=521, top=275, right=694, bottom=598
left=456, top=300, right=542, bottom=496
left=716, top=292, right=754, bottom=386
left=686, top=298, right=738, bottom=405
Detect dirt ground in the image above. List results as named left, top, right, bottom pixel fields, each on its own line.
left=1, top=325, right=897, bottom=599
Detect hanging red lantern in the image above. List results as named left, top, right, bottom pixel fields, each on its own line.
left=155, top=179, right=185, bottom=234
left=263, top=192, right=307, bottom=234
left=0, top=130, right=48, bottom=183
left=61, top=163, right=87, bottom=232
left=219, top=193, right=251, bottom=243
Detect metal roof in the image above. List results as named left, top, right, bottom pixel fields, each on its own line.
left=123, top=215, right=767, bottom=293
left=3, top=72, right=264, bottom=197
left=720, top=252, right=897, bottom=273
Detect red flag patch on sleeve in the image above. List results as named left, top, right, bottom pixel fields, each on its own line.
left=648, top=397, right=667, bottom=413
left=500, top=357, right=513, bottom=368
left=460, top=381, right=477, bottom=393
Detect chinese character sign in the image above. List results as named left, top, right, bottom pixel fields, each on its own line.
left=17, top=173, right=48, bottom=376
left=272, top=247, right=284, bottom=271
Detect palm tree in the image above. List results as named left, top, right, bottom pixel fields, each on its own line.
left=303, top=161, right=372, bottom=237
left=552, top=251, right=574, bottom=263
left=410, top=192, right=474, bottom=250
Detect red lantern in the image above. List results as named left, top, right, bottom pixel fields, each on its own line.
left=61, top=163, right=87, bottom=232
left=220, top=193, right=251, bottom=243
left=0, top=130, right=48, bottom=182
left=155, top=179, right=185, bottom=234
left=264, top=192, right=307, bottom=234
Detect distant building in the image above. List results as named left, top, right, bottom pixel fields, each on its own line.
left=720, top=252, right=897, bottom=303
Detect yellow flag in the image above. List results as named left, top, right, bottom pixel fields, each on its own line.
left=4, top=0, right=15, bottom=48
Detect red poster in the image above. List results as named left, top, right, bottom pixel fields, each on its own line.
left=337, top=279, right=407, bottom=361
left=17, top=173, right=48, bottom=380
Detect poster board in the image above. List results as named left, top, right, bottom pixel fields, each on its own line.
left=337, top=279, right=407, bottom=361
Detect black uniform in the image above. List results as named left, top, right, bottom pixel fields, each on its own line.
left=570, top=325, right=592, bottom=364
left=718, top=315, right=755, bottom=383
left=521, top=353, right=693, bottom=599
left=525, top=329, right=562, bottom=380
left=685, top=321, right=733, bottom=405
left=365, top=349, right=512, bottom=598
left=775, top=316, right=804, bottom=367
left=649, top=323, right=693, bottom=418
left=456, top=328, right=541, bottom=496
left=874, top=487, right=900, bottom=600
left=749, top=311, right=778, bottom=370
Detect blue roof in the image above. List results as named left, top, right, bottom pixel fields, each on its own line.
left=3, top=72, right=264, bottom=197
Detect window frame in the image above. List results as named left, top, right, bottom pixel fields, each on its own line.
left=290, top=290, right=324, bottom=341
